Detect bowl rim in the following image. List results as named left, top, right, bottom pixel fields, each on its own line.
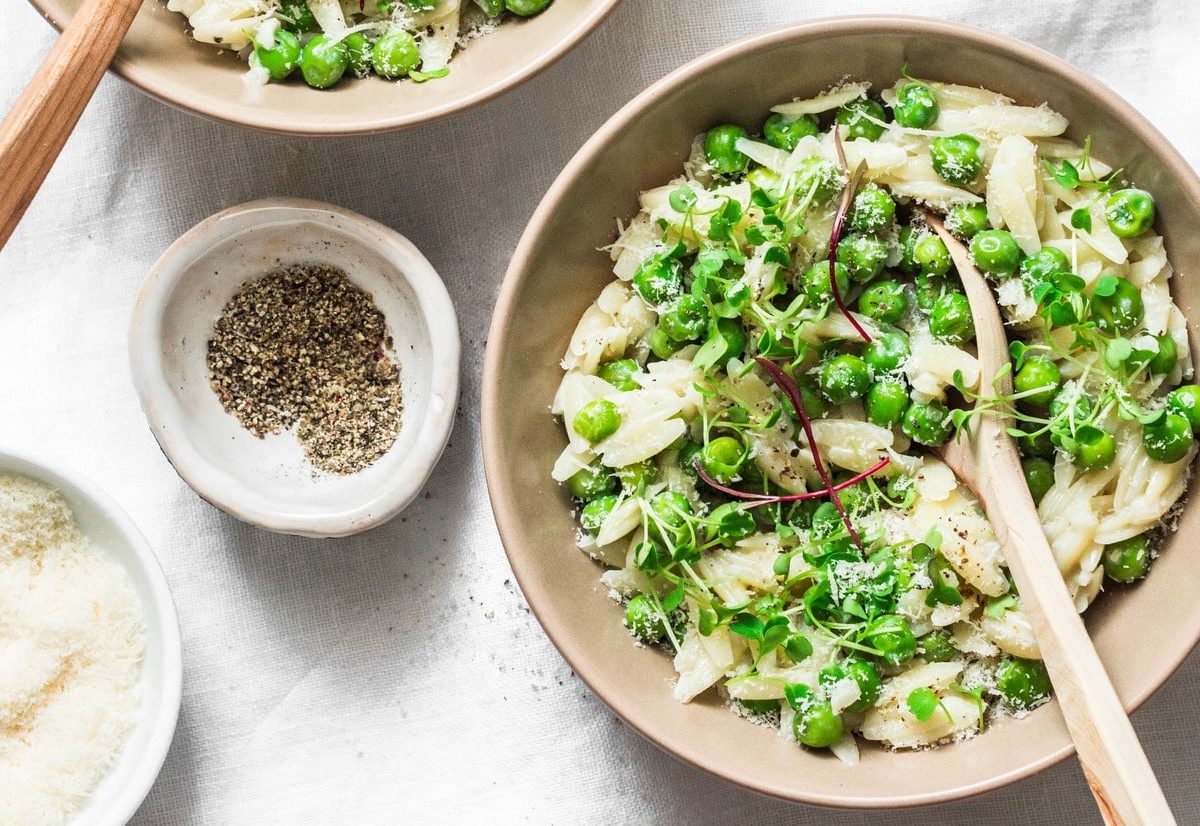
left=129, top=197, right=461, bottom=537
left=0, top=447, right=183, bottom=824
left=26, top=0, right=623, bottom=136
left=482, top=14, right=1200, bottom=808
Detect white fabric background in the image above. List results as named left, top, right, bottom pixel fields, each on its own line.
left=3, top=0, right=1200, bottom=822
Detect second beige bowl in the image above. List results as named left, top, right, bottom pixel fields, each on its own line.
left=483, top=17, right=1200, bottom=807
left=29, top=0, right=621, bottom=135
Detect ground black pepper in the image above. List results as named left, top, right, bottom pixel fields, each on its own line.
left=207, top=263, right=403, bottom=475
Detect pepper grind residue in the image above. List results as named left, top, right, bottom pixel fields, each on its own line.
left=207, top=263, right=404, bottom=475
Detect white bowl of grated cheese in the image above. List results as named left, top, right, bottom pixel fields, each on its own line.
left=0, top=449, right=181, bottom=826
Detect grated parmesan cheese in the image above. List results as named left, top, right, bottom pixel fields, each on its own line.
left=0, top=475, right=146, bottom=826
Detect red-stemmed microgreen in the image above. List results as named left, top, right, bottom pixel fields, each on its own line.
left=753, top=356, right=864, bottom=548
left=830, top=132, right=873, bottom=344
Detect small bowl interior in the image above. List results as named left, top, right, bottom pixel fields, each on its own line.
left=133, top=201, right=454, bottom=536
left=0, top=451, right=180, bottom=826
left=484, top=18, right=1200, bottom=808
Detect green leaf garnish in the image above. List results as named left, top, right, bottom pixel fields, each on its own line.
left=408, top=67, right=449, bottom=82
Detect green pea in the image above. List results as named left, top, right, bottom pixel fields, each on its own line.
left=848, top=183, right=896, bottom=233
left=473, top=0, right=504, bottom=15
left=914, top=234, right=951, bottom=276
left=1104, top=188, right=1155, bottom=238
left=617, top=460, right=656, bottom=493
left=819, top=658, right=881, bottom=713
left=970, top=229, right=1023, bottom=276
left=710, top=318, right=747, bottom=364
left=277, top=0, right=317, bottom=31
left=945, top=203, right=989, bottom=239
left=1102, top=534, right=1151, bottom=583
left=597, top=358, right=639, bottom=391
left=902, top=400, right=953, bottom=447
left=700, top=436, right=745, bottom=483
left=863, top=330, right=911, bottom=374
left=791, top=695, right=844, bottom=748
left=918, top=630, right=957, bottom=663
left=1022, top=457, right=1055, bottom=505
left=930, top=133, right=984, bottom=185
left=915, top=274, right=949, bottom=312
left=1143, top=412, right=1194, bottom=463
left=794, top=156, right=841, bottom=203
left=1070, top=425, right=1116, bottom=471
left=929, top=292, right=975, bottom=345
left=1016, top=422, right=1055, bottom=458
left=566, top=462, right=615, bottom=500
left=678, top=441, right=703, bottom=476
left=898, top=224, right=922, bottom=275
left=1014, top=357, right=1062, bottom=408
left=580, top=494, right=618, bottom=534
left=1019, top=246, right=1071, bottom=283
left=342, top=32, right=372, bottom=76
left=632, top=255, right=683, bottom=305
left=819, top=354, right=871, bottom=405
left=836, top=233, right=888, bottom=283
left=865, top=380, right=909, bottom=427
left=763, top=112, right=819, bottom=152
left=661, top=294, right=710, bottom=342
left=1149, top=335, right=1178, bottom=375
left=1090, top=277, right=1143, bottom=334
left=704, top=124, right=750, bottom=174
left=1049, top=388, right=1093, bottom=424
left=1167, top=385, right=1200, bottom=432
left=893, top=81, right=939, bottom=128
left=573, top=399, right=621, bottom=443
left=795, top=374, right=829, bottom=420
left=505, top=0, right=552, bottom=15
left=857, top=280, right=909, bottom=324
left=835, top=98, right=888, bottom=141
left=371, top=30, right=420, bottom=79
left=648, top=490, right=693, bottom=544
left=802, top=260, right=851, bottom=305
left=254, top=29, right=302, bottom=81
left=624, top=594, right=666, bottom=643
left=739, top=698, right=780, bottom=715
left=299, top=34, right=349, bottom=89
left=862, top=614, right=917, bottom=666
left=649, top=325, right=683, bottom=360
left=995, top=657, right=1051, bottom=709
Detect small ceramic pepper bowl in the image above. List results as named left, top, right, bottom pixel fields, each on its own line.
left=130, top=198, right=460, bottom=538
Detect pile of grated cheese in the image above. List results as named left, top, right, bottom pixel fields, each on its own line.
left=0, top=475, right=146, bottom=826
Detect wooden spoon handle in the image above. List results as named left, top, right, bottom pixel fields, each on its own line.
left=0, top=0, right=141, bottom=249
left=921, top=209, right=1174, bottom=825
left=974, top=423, right=1174, bottom=826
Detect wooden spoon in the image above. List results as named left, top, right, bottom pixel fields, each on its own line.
left=921, top=210, right=1174, bottom=825
left=0, top=0, right=142, bottom=249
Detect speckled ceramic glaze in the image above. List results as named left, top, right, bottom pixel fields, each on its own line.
left=130, top=198, right=460, bottom=537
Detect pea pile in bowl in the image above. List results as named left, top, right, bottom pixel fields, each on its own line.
left=167, top=0, right=553, bottom=90
left=550, top=74, right=1195, bottom=760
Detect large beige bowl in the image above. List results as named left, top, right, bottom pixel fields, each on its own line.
left=483, top=17, right=1200, bottom=808
left=28, top=0, right=619, bottom=135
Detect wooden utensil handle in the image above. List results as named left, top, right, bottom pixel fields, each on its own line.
left=0, top=0, right=141, bottom=249
left=973, top=420, right=1175, bottom=826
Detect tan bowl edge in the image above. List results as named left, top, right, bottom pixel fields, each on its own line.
left=482, top=15, right=1200, bottom=808
left=26, top=0, right=622, bottom=136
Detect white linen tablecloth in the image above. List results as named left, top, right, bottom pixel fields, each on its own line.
left=4, top=0, right=1200, bottom=822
